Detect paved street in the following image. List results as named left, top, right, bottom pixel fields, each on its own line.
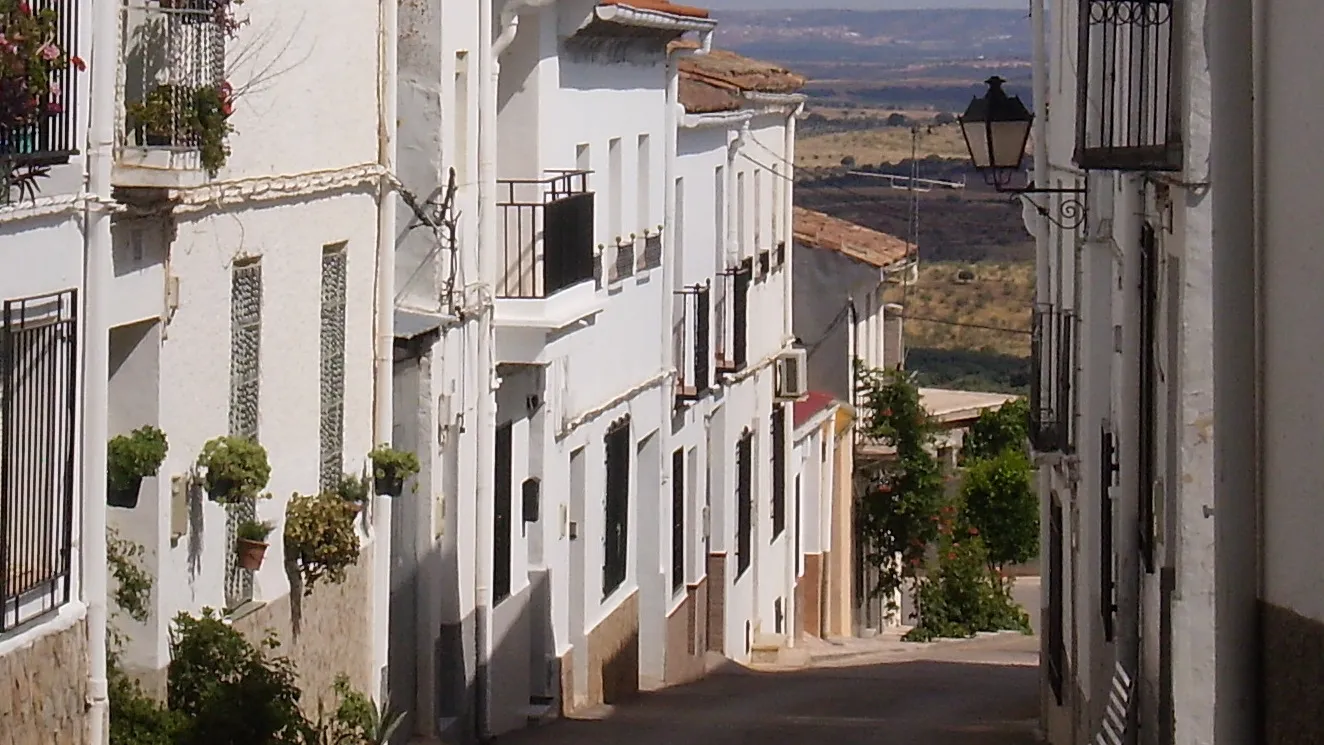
left=498, top=625, right=1041, bottom=745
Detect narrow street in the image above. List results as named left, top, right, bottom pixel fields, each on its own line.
left=498, top=580, right=1042, bottom=745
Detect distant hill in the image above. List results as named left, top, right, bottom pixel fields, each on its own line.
left=712, top=8, right=1031, bottom=65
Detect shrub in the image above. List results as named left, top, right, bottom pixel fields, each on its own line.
left=904, top=533, right=1031, bottom=642
left=962, top=448, right=1039, bottom=570
left=962, top=397, right=1030, bottom=462
left=284, top=492, right=361, bottom=595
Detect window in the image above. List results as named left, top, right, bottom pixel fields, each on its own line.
left=637, top=134, right=651, bottom=234
left=672, top=448, right=685, bottom=593
left=1047, top=495, right=1065, bottom=705
left=603, top=417, right=631, bottom=597
left=733, top=258, right=752, bottom=369
left=735, top=428, right=753, bottom=576
left=226, top=259, right=262, bottom=608
left=318, top=244, right=347, bottom=491
left=736, top=171, right=747, bottom=258
left=771, top=405, right=786, bottom=539
left=714, top=165, right=725, bottom=266
left=1138, top=223, right=1158, bottom=573
left=1100, top=425, right=1117, bottom=642
left=494, top=422, right=513, bottom=603
left=793, top=475, right=802, bottom=575
left=754, top=169, right=763, bottom=251
left=1, top=0, right=80, bottom=203
left=669, top=176, right=684, bottom=285
left=1, top=290, right=78, bottom=631
left=608, top=137, right=623, bottom=240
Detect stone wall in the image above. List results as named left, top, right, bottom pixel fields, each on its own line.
left=232, top=556, right=374, bottom=715
left=705, top=554, right=725, bottom=653
left=663, top=579, right=708, bottom=686
left=1262, top=601, right=1324, bottom=745
left=583, top=591, right=638, bottom=708
left=1, top=616, right=89, bottom=745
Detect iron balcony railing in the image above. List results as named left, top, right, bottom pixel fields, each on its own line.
left=1030, top=303, right=1074, bottom=453
left=673, top=282, right=711, bottom=406
left=1, top=290, right=78, bottom=632
left=1075, top=0, right=1182, bottom=171
left=1, top=0, right=82, bottom=202
left=119, top=0, right=226, bottom=153
left=497, top=171, right=595, bottom=299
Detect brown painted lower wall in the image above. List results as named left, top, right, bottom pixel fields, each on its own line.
left=582, top=590, right=639, bottom=709
left=705, top=554, right=726, bottom=653
left=1262, top=600, right=1324, bottom=745
left=800, top=553, right=823, bottom=639
left=0, top=616, right=89, bottom=745
left=664, top=578, right=708, bottom=686
left=231, top=557, right=374, bottom=714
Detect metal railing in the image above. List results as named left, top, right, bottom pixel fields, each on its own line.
left=497, top=171, right=595, bottom=299
left=673, top=282, right=711, bottom=404
left=1075, top=0, right=1182, bottom=171
left=1, top=0, right=81, bottom=201
left=119, top=0, right=225, bottom=151
left=1, top=290, right=78, bottom=632
left=1030, top=303, right=1074, bottom=452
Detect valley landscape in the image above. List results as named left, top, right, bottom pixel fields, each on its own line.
left=715, top=6, right=1035, bottom=393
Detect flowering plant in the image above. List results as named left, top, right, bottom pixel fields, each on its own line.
left=0, top=0, right=84, bottom=132
left=126, top=81, right=234, bottom=175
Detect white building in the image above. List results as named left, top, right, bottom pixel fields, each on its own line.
left=1028, top=0, right=1322, bottom=743
left=0, top=0, right=95, bottom=739
left=105, top=0, right=392, bottom=712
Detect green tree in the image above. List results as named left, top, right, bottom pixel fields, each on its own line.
left=961, top=448, right=1039, bottom=571
left=961, top=397, right=1030, bottom=462
left=855, top=365, right=947, bottom=609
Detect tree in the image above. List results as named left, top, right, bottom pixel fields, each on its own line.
left=933, top=111, right=957, bottom=125
left=855, top=365, right=947, bottom=610
left=961, top=397, right=1030, bottom=463
left=961, top=448, right=1039, bottom=571
left=886, top=112, right=910, bottom=127
left=840, top=155, right=856, bottom=168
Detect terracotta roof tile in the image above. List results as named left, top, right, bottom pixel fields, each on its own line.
left=793, top=207, right=913, bottom=269
left=599, top=0, right=711, bottom=19
left=677, top=49, right=805, bottom=114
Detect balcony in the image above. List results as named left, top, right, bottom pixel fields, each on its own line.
left=1, top=0, right=82, bottom=204
left=114, top=0, right=228, bottom=189
left=714, top=259, right=752, bottom=375
left=673, top=282, right=711, bottom=407
left=1030, top=303, right=1074, bottom=453
left=494, top=171, right=600, bottom=329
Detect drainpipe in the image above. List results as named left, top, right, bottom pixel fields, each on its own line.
left=82, top=0, right=118, bottom=738
left=369, top=0, right=398, bottom=703
left=475, top=0, right=556, bottom=735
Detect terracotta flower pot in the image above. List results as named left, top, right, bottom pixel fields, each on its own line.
left=235, top=538, right=268, bottom=571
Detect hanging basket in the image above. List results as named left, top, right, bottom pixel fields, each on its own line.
left=235, top=538, right=269, bottom=571
left=107, top=475, right=144, bottom=509
left=374, top=472, right=405, bottom=498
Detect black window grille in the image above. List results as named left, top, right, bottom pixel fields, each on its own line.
left=497, top=171, right=595, bottom=298
left=771, top=405, right=786, bottom=539
left=603, top=416, right=631, bottom=597
left=1075, top=0, right=1182, bottom=171
left=735, top=428, right=753, bottom=576
left=773, top=240, right=786, bottom=269
left=1048, top=495, right=1065, bottom=704
left=1100, top=425, right=1118, bottom=642
left=1138, top=222, right=1158, bottom=573
left=494, top=422, right=513, bottom=603
left=1, top=290, right=78, bottom=632
left=671, top=448, right=684, bottom=594
left=694, top=283, right=710, bottom=393
left=1, top=0, right=81, bottom=202
left=715, top=267, right=738, bottom=374
left=673, top=283, right=712, bottom=406
left=1030, top=303, right=1074, bottom=452
left=733, top=258, right=752, bottom=370
left=758, top=249, right=771, bottom=277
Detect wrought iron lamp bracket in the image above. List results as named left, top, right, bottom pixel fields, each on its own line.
left=983, top=171, right=1088, bottom=231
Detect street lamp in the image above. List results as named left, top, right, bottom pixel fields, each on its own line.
left=958, top=75, right=1085, bottom=228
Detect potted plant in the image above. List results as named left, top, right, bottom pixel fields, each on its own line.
left=125, top=82, right=234, bottom=175
left=335, top=473, right=369, bottom=514
left=107, top=425, right=169, bottom=508
left=367, top=445, right=420, bottom=498
left=283, top=492, right=360, bottom=595
left=234, top=518, right=274, bottom=570
left=196, top=436, right=271, bottom=504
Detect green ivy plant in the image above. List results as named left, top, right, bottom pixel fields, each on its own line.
left=854, top=363, right=946, bottom=611
left=107, top=425, right=169, bottom=506
left=284, top=491, right=360, bottom=596
left=107, top=530, right=153, bottom=625
left=196, top=436, right=271, bottom=504
left=367, top=445, right=419, bottom=497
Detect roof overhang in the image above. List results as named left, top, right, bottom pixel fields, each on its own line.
left=594, top=3, right=717, bottom=33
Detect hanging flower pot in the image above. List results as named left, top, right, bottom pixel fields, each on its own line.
left=235, top=518, right=274, bottom=571
left=106, top=426, right=169, bottom=509
left=197, top=436, right=271, bottom=504
left=367, top=445, right=420, bottom=498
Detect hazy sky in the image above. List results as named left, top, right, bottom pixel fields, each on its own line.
left=705, top=0, right=1023, bottom=9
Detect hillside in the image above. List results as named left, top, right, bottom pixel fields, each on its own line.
left=885, top=261, right=1034, bottom=358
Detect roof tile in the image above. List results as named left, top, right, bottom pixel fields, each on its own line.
left=793, top=207, right=913, bottom=269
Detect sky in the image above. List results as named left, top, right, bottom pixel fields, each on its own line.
left=704, top=0, right=1023, bottom=9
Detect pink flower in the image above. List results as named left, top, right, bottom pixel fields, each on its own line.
left=40, top=43, right=61, bottom=61
left=70, top=55, right=86, bottom=71
left=18, top=2, right=31, bottom=14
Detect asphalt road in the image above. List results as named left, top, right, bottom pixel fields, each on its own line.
left=496, top=630, right=1042, bottom=745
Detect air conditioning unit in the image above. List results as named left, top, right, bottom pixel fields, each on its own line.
left=774, top=348, right=808, bottom=401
